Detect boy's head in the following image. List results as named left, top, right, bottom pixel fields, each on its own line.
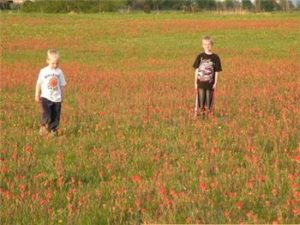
left=202, top=36, right=214, bottom=53
left=47, top=49, right=60, bottom=69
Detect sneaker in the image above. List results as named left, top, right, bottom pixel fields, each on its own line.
left=39, top=126, right=48, bottom=136
left=50, top=130, right=58, bottom=137
left=207, top=110, right=213, bottom=117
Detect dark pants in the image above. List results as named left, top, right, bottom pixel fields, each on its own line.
left=40, top=97, right=61, bottom=131
left=195, top=88, right=213, bottom=111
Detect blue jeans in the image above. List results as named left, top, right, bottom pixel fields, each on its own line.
left=40, top=97, right=61, bottom=131
left=195, top=88, right=213, bottom=112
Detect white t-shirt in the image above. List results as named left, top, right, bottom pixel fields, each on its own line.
left=37, top=66, right=67, bottom=102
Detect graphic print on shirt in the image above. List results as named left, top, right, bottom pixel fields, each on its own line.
left=197, top=58, right=214, bottom=83
left=47, top=74, right=59, bottom=90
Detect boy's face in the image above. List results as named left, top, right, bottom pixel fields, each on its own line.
left=47, top=57, right=59, bottom=69
left=202, top=40, right=213, bottom=52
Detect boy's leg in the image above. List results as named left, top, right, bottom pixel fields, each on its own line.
left=198, top=88, right=206, bottom=113
left=194, top=88, right=200, bottom=115
left=205, top=89, right=212, bottom=112
left=49, top=102, right=61, bottom=132
left=40, top=98, right=52, bottom=130
left=209, top=89, right=215, bottom=112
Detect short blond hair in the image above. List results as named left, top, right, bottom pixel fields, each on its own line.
left=47, top=49, right=60, bottom=61
left=202, top=36, right=214, bottom=45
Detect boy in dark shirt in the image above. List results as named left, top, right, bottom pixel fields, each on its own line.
left=193, top=36, right=222, bottom=117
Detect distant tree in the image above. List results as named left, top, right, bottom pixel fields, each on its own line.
left=225, top=0, right=235, bottom=10
left=152, top=0, right=165, bottom=12
left=129, top=0, right=151, bottom=11
left=255, top=0, right=261, bottom=12
left=215, top=0, right=243, bottom=12
left=126, top=0, right=134, bottom=12
left=196, top=0, right=217, bottom=11
left=260, top=0, right=281, bottom=11
left=295, top=0, right=300, bottom=10
left=100, top=0, right=126, bottom=12
left=279, top=0, right=294, bottom=11
left=144, top=0, right=152, bottom=13
left=19, top=0, right=299, bottom=13
left=130, top=0, right=141, bottom=10
left=160, top=0, right=185, bottom=10
left=242, top=0, right=254, bottom=10
left=179, top=0, right=199, bottom=12
left=216, top=0, right=224, bottom=12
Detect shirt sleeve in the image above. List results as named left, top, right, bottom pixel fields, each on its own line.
left=59, top=70, right=67, bottom=86
left=192, top=55, right=200, bottom=69
left=215, top=55, right=222, bottom=72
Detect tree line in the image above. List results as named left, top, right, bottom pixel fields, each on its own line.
left=3, top=0, right=300, bottom=13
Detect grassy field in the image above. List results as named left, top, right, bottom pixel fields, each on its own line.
left=1, top=11, right=300, bottom=224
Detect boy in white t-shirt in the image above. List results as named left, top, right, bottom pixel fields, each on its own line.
left=35, top=49, right=67, bottom=136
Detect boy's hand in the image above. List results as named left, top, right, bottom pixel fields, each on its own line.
left=212, top=84, right=217, bottom=90
left=35, top=96, right=40, bottom=102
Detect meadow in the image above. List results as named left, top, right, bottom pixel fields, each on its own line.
left=0, top=11, right=300, bottom=224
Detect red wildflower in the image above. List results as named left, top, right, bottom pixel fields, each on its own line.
left=236, top=201, right=243, bottom=210
left=199, top=182, right=207, bottom=191
left=131, top=175, right=142, bottom=183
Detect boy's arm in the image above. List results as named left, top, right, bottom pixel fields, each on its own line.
left=59, top=71, right=67, bottom=103
left=60, top=86, right=64, bottom=103
left=213, top=72, right=218, bottom=90
left=35, top=83, right=41, bottom=102
left=194, top=69, right=198, bottom=90
left=213, top=56, right=222, bottom=90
